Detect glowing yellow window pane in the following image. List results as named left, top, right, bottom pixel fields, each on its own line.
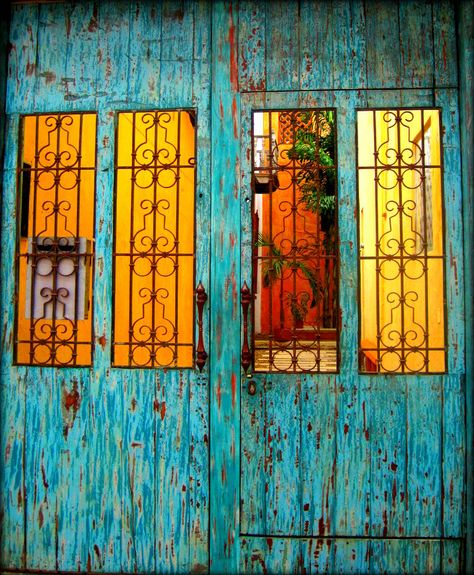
left=16, top=113, right=96, bottom=366
left=113, top=110, right=196, bottom=368
left=358, top=109, right=445, bottom=373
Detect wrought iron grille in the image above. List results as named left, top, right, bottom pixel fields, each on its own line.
left=252, top=109, right=339, bottom=373
left=113, top=110, right=196, bottom=368
left=358, top=109, right=446, bottom=373
left=15, top=113, right=96, bottom=366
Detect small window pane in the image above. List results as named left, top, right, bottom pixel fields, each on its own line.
left=113, top=110, right=196, bottom=368
left=15, top=113, right=96, bottom=366
left=358, top=109, right=446, bottom=373
left=252, top=109, right=338, bottom=373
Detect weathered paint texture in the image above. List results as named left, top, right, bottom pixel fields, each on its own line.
left=0, top=1, right=471, bottom=574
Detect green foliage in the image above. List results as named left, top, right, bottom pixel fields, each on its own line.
left=288, top=111, right=336, bottom=223
left=255, top=233, right=322, bottom=309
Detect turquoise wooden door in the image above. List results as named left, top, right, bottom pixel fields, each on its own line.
left=1, top=2, right=211, bottom=572
left=232, top=90, right=466, bottom=573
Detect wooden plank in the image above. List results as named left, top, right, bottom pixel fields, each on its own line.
left=365, top=1, right=401, bottom=89
left=209, top=2, right=240, bottom=572
left=34, top=2, right=68, bottom=110
left=240, top=375, right=266, bottom=535
left=6, top=3, right=39, bottom=114
left=238, top=0, right=265, bottom=92
left=336, top=88, right=362, bottom=374
left=62, top=1, right=99, bottom=110
left=333, top=539, right=369, bottom=573
left=154, top=371, right=190, bottom=572
left=95, top=1, right=130, bottom=108
left=433, top=0, right=458, bottom=88
left=458, top=3, right=474, bottom=570
left=0, top=114, right=25, bottom=569
left=159, top=0, right=194, bottom=108
left=0, top=370, right=26, bottom=569
left=301, top=538, right=333, bottom=573
left=25, top=370, right=61, bottom=570
left=120, top=371, right=156, bottom=573
left=240, top=537, right=301, bottom=575
left=188, top=372, right=209, bottom=571
left=333, top=90, right=367, bottom=543
left=442, top=374, right=465, bottom=537
left=399, top=0, right=434, bottom=88
left=332, top=0, right=367, bottom=89
left=264, top=377, right=301, bottom=536
left=334, top=375, right=371, bottom=536
left=435, top=88, right=465, bottom=375
left=86, top=109, right=122, bottom=572
left=299, top=0, right=334, bottom=90
left=369, top=378, right=407, bottom=537
left=300, top=375, right=337, bottom=536
left=188, top=4, right=211, bottom=570
left=370, top=539, right=442, bottom=574
left=264, top=0, right=299, bottom=91
left=56, top=371, right=90, bottom=571
left=441, top=539, right=463, bottom=574
left=127, top=1, right=162, bottom=106
left=406, top=377, right=442, bottom=537
left=239, top=92, right=265, bottom=537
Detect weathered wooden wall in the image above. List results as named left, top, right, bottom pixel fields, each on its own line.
left=0, top=1, right=470, bottom=574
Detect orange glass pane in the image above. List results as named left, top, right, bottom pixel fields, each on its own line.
left=113, top=111, right=196, bottom=368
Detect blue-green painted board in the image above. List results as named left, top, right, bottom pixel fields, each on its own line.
left=127, top=1, right=162, bottom=106
left=364, top=1, right=401, bottom=89
left=299, top=0, right=334, bottom=91
left=238, top=1, right=265, bottom=92
left=209, top=2, right=240, bottom=573
left=6, top=4, right=38, bottom=114
left=332, top=0, right=367, bottom=89
left=458, top=1, right=474, bottom=569
left=399, top=0, right=434, bottom=88
left=369, top=378, right=407, bottom=537
left=63, top=2, right=101, bottom=110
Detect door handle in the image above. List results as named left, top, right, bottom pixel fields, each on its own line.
left=241, top=281, right=252, bottom=373
left=195, top=282, right=208, bottom=372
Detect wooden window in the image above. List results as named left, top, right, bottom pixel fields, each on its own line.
left=251, top=109, right=338, bottom=373
left=15, top=113, right=96, bottom=366
left=358, top=109, right=446, bottom=373
left=113, top=110, right=196, bottom=368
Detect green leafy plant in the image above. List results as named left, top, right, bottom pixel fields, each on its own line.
left=255, top=233, right=322, bottom=309
left=288, top=111, right=336, bottom=229
left=286, top=292, right=310, bottom=324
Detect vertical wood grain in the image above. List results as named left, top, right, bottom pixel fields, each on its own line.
left=238, top=1, right=266, bottom=92
left=62, top=2, right=98, bottom=110
left=160, top=0, right=194, bottom=108
left=299, top=0, right=334, bottom=90
left=56, top=371, right=90, bottom=571
left=265, top=0, right=300, bottom=91
left=332, top=0, right=367, bottom=89
left=25, top=370, right=61, bottom=570
left=458, top=2, right=474, bottom=569
left=209, top=1, right=240, bottom=572
left=127, top=1, right=162, bottom=106
left=365, top=1, right=401, bottom=89
left=0, top=114, right=25, bottom=569
left=300, top=375, right=337, bottom=536
left=399, top=0, right=434, bottom=88
left=433, top=0, right=458, bottom=88
left=6, top=4, right=38, bottom=114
